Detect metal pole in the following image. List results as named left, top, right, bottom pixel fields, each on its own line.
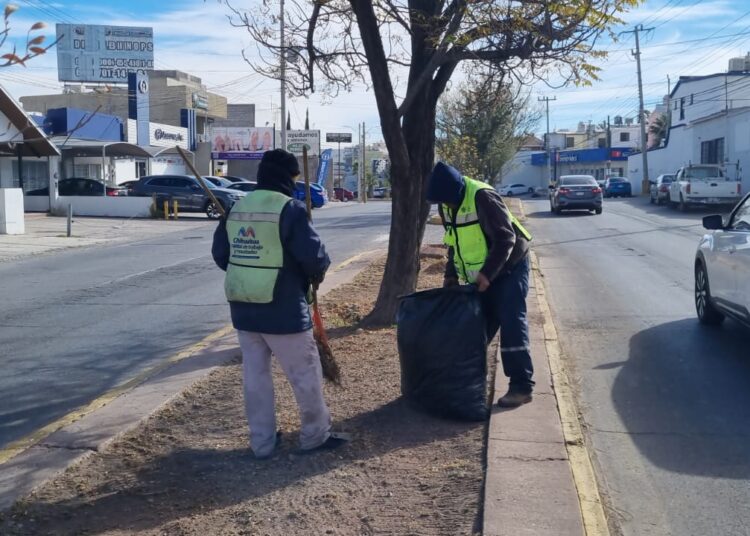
left=360, top=122, right=366, bottom=202
left=67, top=203, right=72, bottom=237
left=280, top=0, right=287, bottom=151
left=102, top=145, right=107, bottom=196
left=16, top=144, right=24, bottom=192
left=337, top=141, right=341, bottom=191
left=538, top=96, right=556, bottom=186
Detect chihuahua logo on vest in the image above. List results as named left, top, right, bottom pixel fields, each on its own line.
left=238, top=226, right=256, bottom=238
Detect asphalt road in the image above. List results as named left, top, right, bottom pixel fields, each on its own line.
left=524, top=196, right=750, bottom=536
left=0, top=202, right=396, bottom=451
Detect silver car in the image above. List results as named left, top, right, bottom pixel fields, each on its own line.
left=550, top=175, right=603, bottom=215
left=650, top=174, right=675, bottom=205
left=695, top=193, right=750, bottom=327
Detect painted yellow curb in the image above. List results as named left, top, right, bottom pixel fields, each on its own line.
left=531, top=251, right=610, bottom=536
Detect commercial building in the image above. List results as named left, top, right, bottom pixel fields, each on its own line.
left=628, top=58, right=750, bottom=194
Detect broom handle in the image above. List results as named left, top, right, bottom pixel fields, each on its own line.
left=176, top=145, right=226, bottom=218
left=301, top=146, right=319, bottom=304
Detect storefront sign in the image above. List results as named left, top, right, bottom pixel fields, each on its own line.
left=211, top=127, right=274, bottom=160
left=285, top=130, right=320, bottom=157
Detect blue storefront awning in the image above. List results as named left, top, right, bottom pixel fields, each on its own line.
left=531, top=147, right=636, bottom=166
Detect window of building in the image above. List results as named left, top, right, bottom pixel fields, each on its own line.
left=619, top=132, right=630, bottom=142
left=700, top=137, right=725, bottom=164
left=674, top=100, right=679, bottom=111
left=566, top=137, right=575, bottom=148
left=597, top=138, right=606, bottom=148
left=680, top=97, right=685, bottom=120
left=12, top=161, right=49, bottom=192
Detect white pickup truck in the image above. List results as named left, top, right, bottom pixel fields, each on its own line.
left=669, top=165, right=742, bottom=211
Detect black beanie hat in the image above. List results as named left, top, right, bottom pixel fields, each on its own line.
left=256, top=149, right=300, bottom=196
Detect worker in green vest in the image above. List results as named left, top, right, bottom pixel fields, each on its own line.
left=427, top=162, right=535, bottom=408
left=212, top=149, right=350, bottom=458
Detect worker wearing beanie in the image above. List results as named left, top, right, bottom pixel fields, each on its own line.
left=212, top=149, right=349, bottom=458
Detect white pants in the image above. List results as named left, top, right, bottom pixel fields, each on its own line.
left=237, top=329, right=331, bottom=457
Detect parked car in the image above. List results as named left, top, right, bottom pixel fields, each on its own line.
left=550, top=175, right=603, bottom=215
left=119, top=180, right=140, bottom=195
left=131, top=174, right=245, bottom=219
left=294, top=181, right=327, bottom=208
left=498, top=183, right=534, bottom=196
left=603, top=177, right=632, bottom=198
left=221, top=175, right=249, bottom=183
left=669, top=165, right=742, bottom=211
left=334, top=187, right=355, bottom=201
left=596, top=178, right=607, bottom=189
left=227, top=181, right=257, bottom=193
left=372, top=187, right=389, bottom=199
left=27, top=178, right=125, bottom=197
left=694, top=193, right=750, bottom=327
left=203, top=176, right=235, bottom=189
left=650, top=174, right=675, bottom=205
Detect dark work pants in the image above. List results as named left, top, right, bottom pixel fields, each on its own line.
left=481, top=254, right=535, bottom=393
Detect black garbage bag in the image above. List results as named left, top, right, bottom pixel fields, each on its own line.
left=396, top=285, right=488, bottom=421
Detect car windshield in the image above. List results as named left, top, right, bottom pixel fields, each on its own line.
left=684, top=167, right=723, bottom=179
left=200, top=179, right=215, bottom=188
left=560, top=177, right=596, bottom=186
left=662, top=175, right=674, bottom=183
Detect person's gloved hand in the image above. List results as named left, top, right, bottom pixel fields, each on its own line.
left=476, top=272, right=491, bottom=292
left=443, top=277, right=459, bottom=288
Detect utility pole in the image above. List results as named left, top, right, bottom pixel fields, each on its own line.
left=361, top=121, right=366, bottom=203
left=538, top=96, right=556, bottom=185
left=622, top=24, right=654, bottom=195
left=279, top=0, right=287, bottom=151
left=606, top=115, right=612, bottom=179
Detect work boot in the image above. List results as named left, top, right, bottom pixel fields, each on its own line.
left=497, top=390, right=533, bottom=408
left=299, top=431, right=352, bottom=454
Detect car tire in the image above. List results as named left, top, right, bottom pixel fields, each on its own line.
left=695, top=262, right=725, bottom=326
left=506, top=191, right=514, bottom=197
left=595, top=207, right=603, bottom=215
left=528, top=187, right=534, bottom=194
left=205, top=200, right=225, bottom=219
left=679, top=194, right=688, bottom=212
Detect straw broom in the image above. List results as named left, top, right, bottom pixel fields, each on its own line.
left=302, top=146, right=342, bottom=385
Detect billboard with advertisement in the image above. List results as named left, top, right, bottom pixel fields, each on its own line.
left=326, top=132, right=353, bottom=143
left=211, top=127, right=274, bottom=160
left=56, top=24, right=154, bottom=83
left=279, top=130, right=321, bottom=157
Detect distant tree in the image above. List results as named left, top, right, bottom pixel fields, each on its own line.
left=224, top=0, right=639, bottom=324
left=436, top=74, right=540, bottom=183
left=1, top=4, right=56, bottom=68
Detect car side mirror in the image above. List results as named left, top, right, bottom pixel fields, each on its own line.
left=702, top=215, right=724, bottom=230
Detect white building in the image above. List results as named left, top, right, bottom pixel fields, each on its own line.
left=628, top=63, right=750, bottom=194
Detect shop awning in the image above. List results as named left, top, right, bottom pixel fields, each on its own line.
left=50, top=137, right=153, bottom=158
left=0, top=84, right=60, bottom=158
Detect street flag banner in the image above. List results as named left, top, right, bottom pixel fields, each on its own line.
left=316, top=149, right=333, bottom=186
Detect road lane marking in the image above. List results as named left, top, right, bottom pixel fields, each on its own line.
left=532, top=251, right=611, bottom=536
left=0, top=249, right=378, bottom=466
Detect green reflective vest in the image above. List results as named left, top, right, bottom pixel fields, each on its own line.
left=224, top=190, right=290, bottom=304
left=442, top=177, right=532, bottom=284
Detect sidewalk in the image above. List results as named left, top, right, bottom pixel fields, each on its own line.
left=0, top=213, right=212, bottom=263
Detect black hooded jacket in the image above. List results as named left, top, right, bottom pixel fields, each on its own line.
left=427, top=162, right=529, bottom=282
left=211, top=150, right=330, bottom=334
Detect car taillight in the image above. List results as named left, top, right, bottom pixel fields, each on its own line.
left=558, top=187, right=570, bottom=195
left=686, top=183, right=691, bottom=194
left=106, top=189, right=117, bottom=196
left=592, top=187, right=602, bottom=194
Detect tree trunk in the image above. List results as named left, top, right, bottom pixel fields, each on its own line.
left=364, top=91, right=437, bottom=326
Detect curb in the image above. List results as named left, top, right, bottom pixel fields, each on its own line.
left=0, top=249, right=381, bottom=512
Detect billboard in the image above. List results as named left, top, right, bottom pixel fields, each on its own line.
left=211, top=127, right=274, bottom=160
left=56, top=24, right=154, bottom=83
left=282, top=130, right=321, bottom=157
left=326, top=132, right=352, bottom=143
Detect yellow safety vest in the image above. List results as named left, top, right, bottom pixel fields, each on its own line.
left=224, top=190, right=290, bottom=304
left=442, top=177, right=532, bottom=284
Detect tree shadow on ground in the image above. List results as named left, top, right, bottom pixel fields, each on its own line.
left=613, top=318, right=750, bottom=478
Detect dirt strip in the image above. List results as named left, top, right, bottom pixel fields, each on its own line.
left=1, top=250, right=495, bottom=536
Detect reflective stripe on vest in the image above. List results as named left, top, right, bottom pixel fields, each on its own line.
left=224, top=190, right=290, bottom=304
left=442, top=177, right=532, bottom=284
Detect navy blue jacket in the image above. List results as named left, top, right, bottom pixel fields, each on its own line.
left=212, top=191, right=330, bottom=334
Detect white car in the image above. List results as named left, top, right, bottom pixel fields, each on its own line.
left=669, top=165, right=742, bottom=211
left=695, top=193, right=750, bottom=327
left=498, top=183, right=534, bottom=196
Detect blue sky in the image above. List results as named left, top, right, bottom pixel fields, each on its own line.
left=4, top=0, right=750, bottom=144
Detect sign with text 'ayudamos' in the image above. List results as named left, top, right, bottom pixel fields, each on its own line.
left=56, top=24, right=154, bottom=83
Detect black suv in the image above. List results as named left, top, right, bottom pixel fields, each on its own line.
left=132, top=175, right=245, bottom=219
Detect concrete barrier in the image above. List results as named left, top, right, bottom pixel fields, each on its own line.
left=52, top=196, right=153, bottom=218
left=23, top=196, right=50, bottom=213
